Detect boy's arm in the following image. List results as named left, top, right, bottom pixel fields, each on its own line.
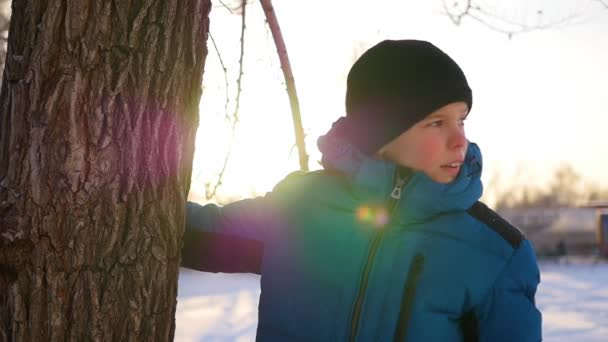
left=181, top=194, right=285, bottom=273
left=475, top=239, right=543, bottom=342
left=181, top=229, right=263, bottom=274
left=186, top=195, right=284, bottom=241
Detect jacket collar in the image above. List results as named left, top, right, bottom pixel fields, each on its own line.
left=317, top=118, right=483, bottom=224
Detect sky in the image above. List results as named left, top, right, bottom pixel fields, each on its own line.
left=189, top=0, right=608, bottom=204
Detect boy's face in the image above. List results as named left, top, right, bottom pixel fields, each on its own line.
left=376, top=101, right=469, bottom=184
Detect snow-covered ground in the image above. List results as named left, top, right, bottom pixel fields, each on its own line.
left=537, top=259, right=608, bottom=341
left=175, top=258, right=608, bottom=341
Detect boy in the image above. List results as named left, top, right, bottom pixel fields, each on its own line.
left=182, top=40, right=542, bottom=341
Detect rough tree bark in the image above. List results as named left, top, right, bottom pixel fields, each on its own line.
left=0, top=0, right=211, bottom=341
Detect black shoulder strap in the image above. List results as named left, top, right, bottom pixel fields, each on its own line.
left=460, top=310, right=478, bottom=342
left=467, top=201, right=524, bottom=249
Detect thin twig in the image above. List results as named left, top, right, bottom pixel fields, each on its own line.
left=208, top=33, right=231, bottom=120
left=475, top=5, right=577, bottom=31
left=231, top=0, right=246, bottom=134
left=468, top=11, right=575, bottom=37
left=441, top=0, right=579, bottom=38
left=207, top=0, right=247, bottom=199
left=598, top=0, right=608, bottom=9
left=442, top=0, right=472, bottom=26
left=216, top=0, right=235, bottom=14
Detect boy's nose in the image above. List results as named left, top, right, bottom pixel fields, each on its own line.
left=449, top=127, right=467, bottom=150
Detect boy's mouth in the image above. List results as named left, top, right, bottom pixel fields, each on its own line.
left=443, top=162, right=461, bottom=167
left=440, top=161, right=463, bottom=175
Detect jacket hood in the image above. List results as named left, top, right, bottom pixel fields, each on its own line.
left=317, top=117, right=483, bottom=224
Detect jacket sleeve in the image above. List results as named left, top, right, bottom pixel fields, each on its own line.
left=186, top=195, right=283, bottom=241
left=181, top=193, right=286, bottom=273
left=475, top=239, right=543, bottom=342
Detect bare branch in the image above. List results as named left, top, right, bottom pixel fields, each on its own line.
left=260, top=0, right=309, bottom=171
left=231, top=0, right=247, bottom=134
left=598, top=0, right=608, bottom=9
left=468, top=9, right=576, bottom=38
left=206, top=0, right=248, bottom=200
left=477, top=4, right=576, bottom=30
left=441, top=0, right=581, bottom=38
left=216, top=0, right=235, bottom=14
left=442, top=0, right=472, bottom=26
left=208, top=33, right=230, bottom=121
left=213, top=0, right=254, bottom=15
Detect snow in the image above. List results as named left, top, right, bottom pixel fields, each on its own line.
left=176, top=259, right=608, bottom=342
left=175, top=272, right=260, bottom=342
left=538, top=259, right=608, bottom=341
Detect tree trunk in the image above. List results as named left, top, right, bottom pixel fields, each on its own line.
left=0, top=1, right=211, bottom=341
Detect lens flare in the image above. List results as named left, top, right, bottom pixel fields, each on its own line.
left=374, top=207, right=389, bottom=226
left=357, top=206, right=372, bottom=222
left=356, top=205, right=390, bottom=227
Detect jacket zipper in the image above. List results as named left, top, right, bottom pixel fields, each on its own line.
left=348, top=173, right=406, bottom=342
left=393, top=253, right=425, bottom=342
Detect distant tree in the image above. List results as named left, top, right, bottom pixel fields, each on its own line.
left=545, top=164, right=584, bottom=206
left=492, top=163, right=608, bottom=210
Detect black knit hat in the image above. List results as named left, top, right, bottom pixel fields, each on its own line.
left=341, top=39, right=472, bottom=155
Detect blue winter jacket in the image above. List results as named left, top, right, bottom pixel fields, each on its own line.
left=182, top=135, right=542, bottom=341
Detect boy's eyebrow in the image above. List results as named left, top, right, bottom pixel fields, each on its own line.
left=425, top=111, right=469, bottom=119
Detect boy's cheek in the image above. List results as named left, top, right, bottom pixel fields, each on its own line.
left=417, top=142, right=444, bottom=166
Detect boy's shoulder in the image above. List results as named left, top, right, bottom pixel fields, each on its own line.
left=466, top=201, right=525, bottom=249
left=273, top=169, right=348, bottom=192
left=270, top=169, right=354, bottom=208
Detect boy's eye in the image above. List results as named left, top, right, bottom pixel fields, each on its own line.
left=426, top=115, right=467, bottom=127
left=428, top=120, right=442, bottom=127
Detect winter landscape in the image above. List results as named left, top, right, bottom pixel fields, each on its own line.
left=175, top=258, right=608, bottom=342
